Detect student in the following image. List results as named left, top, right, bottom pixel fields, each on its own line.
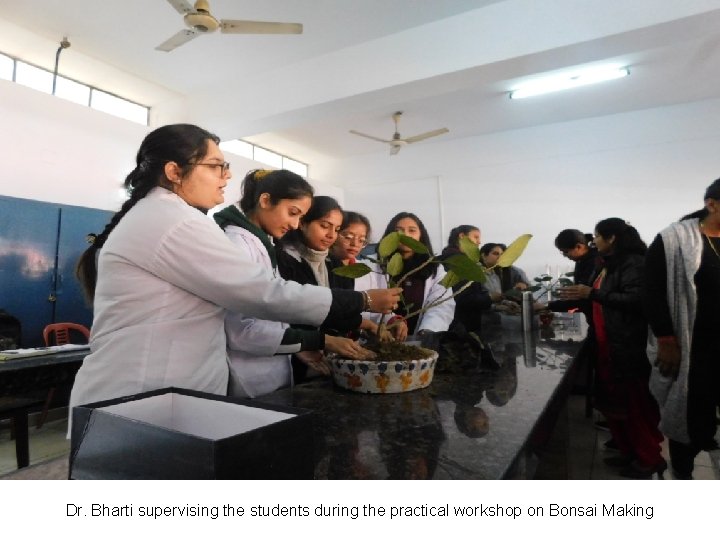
left=70, top=124, right=400, bottom=410
left=377, top=212, right=454, bottom=337
left=645, top=178, right=720, bottom=479
left=560, top=218, right=665, bottom=478
left=479, top=242, right=530, bottom=299
left=331, top=211, right=408, bottom=342
left=214, top=170, right=373, bottom=398
left=441, top=225, right=491, bottom=334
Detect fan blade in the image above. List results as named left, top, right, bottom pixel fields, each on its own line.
left=220, top=20, right=303, bottom=34
left=165, top=0, right=194, bottom=15
left=403, top=128, right=449, bottom=144
left=349, top=130, right=391, bottom=144
left=155, top=29, right=200, bottom=52
left=390, top=145, right=402, bottom=156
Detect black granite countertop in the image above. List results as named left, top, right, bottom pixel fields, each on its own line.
left=256, top=313, right=587, bottom=479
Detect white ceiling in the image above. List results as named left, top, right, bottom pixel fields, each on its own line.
left=3, top=0, right=720, bottom=164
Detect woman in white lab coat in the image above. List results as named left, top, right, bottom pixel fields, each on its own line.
left=214, top=170, right=372, bottom=398
left=70, top=124, right=400, bottom=410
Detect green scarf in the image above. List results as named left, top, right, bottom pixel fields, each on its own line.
left=214, top=205, right=277, bottom=268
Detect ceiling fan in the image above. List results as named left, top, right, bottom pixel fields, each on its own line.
left=349, top=112, right=449, bottom=155
left=156, top=0, right=303, bottom=52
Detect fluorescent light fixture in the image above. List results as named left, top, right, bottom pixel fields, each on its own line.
left=509, top=65, right=629, bottom=100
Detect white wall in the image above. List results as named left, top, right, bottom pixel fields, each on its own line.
left=0, top=80, right=342, bottom=215
left=329, top=98, right=720, bottom=279
left=5, top=78, right=720, bottom=282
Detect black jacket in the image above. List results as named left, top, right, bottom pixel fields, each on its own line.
left=441, top=246, right=492, bottom=334
left=588, top=252, right=649, bottom=379
left=276, top=247, right=360, bottom=333
left=547, top=247, right=599, bottom=318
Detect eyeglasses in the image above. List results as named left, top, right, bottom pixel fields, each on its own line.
left=195, top=161, right=231, bottom=176
left=338, top=232, right=368, bottom=246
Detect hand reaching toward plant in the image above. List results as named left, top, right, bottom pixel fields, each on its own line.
left=294, top=350, right=330, bottom=376
left=366, top=288, right=403, bottom=313
left=325, top=335, right=376, bottom=360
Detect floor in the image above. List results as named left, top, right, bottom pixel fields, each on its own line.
left=1, top=397, right=718, bottom=480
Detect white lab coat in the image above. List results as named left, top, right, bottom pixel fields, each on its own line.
left=354, top=258, right=454, bottom=333
left=69, top=188, right=332, bottom=411
left=223, top=223, right=292, bottom=398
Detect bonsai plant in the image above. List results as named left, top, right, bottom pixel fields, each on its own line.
left=329, top=231, right=532, bottom=393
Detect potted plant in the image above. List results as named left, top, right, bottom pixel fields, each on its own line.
left=330, top=232, right=532, bottom=393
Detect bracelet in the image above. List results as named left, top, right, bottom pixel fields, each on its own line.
left=362, top=291, right=372, bottom=311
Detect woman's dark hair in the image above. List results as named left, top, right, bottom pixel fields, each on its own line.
left=554, top=229, right=591, bottom=250
left=383, top=212, right=434, bottom=254
left=594, top=217, right=647, bottom=257
left=681, top=177, right=720, bottom=221
left=479, top=242, right=502, bottom=258
left=382, top=212, right=436, bottom=279
left=239, top=169, right=313, bottom=215
left=76, top=124, right=220, bottom=301
left=446, top=225, right=479, bottom=248
left=340, top=211, right=372, bottom=238
left=279, top=195, right=343, bottom=248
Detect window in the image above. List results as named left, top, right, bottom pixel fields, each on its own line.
left=282, top=156, right=308, bottom=178
left=15, top=61, right=53, bottom=94
left=253, top=146, right=283, bottom=169
left=0, top=53, right=12, bottom=81
left=1, top=49, right=149, bottom=125
left=220, top=138, right=309, bottom=177
left=55, top=76, right=90, bottom=106
left=220, top=139, right=253, bottom=159
left=90, top=89, right=148, bottom=125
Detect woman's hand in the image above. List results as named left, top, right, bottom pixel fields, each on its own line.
left=558, top=285, right=592, bottom=300
left=366, top=288, right=402, bottom=313
left=325, top=335, right=375, bottom=360
left=489, top=292, right=503, bottom=303
left=656, top=338, right=681, bottom=379
left=514, top=282, right=528, bottom=291
left=295, top=350, right=330, bottom=376
left=390, top=320, right=408, bottom=342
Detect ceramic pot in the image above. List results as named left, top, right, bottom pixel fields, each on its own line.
left=331, top=350, right=439, bottom=394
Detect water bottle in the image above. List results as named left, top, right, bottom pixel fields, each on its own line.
left=521, top=291, right=533, bottom=333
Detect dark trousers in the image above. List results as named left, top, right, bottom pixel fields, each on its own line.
left=669, top=328, right=720, bottom=478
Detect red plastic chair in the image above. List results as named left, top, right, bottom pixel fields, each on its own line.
left=38, top=323, right=90, bottom=428
left=43, top=323, right=90, bottom=347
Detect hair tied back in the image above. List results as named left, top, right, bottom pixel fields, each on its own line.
left=254, top=169, right=272, bottom=181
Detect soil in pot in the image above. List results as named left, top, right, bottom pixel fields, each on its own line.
left=365, top=341, right=434, bottom=362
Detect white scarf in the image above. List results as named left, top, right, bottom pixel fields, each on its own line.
left=300, top=244, right=330, bottom=288
left=648, top=218, right=703, bottom=444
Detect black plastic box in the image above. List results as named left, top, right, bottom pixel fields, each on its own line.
left=69, top=387, right=314, bottom=479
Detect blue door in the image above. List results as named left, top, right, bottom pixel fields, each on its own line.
left=54, top=205, right=112, bottom=328
left=0, top=196, right=59, bottom=347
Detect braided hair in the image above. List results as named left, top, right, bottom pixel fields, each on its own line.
left=76, top=124, right=220, bottom=301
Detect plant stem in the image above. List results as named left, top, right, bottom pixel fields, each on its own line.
left=396, top=256, right=436, bottom=285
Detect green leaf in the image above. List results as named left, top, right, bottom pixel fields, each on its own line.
left=565, top=271, right=575, bottom=277
left=533, top=277, right=542, bottom=282
left=378, top=232, right=400, bottom=258
left=458, top=236, right=480, bottom=262
left=497, top=234, right=532, bottom=268
left=541, top=275, right=553, bottom=282
left=398, top=234, right=429, bottom=254
left=559, top=278, right=573, bottom=286
left=443, top=254, right=487, bottom=283
left=440, top=270, right=461, bottom=288
left=331, top=263, right=372, bottom=278
left=529, top=285, right=542, bottom=292
left=386, top=253, right=404, bottom=277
